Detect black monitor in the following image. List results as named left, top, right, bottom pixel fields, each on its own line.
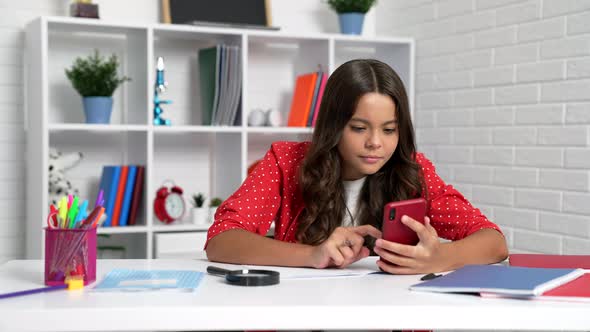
left=162, top=0, right=279, bottom=30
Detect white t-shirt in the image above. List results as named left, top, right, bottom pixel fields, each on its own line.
left=341, top=176, right=366, bottom=227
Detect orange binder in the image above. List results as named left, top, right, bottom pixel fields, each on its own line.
left=287, top=72, right=318, bottom=127
left=110, top=165, right=128, bottom=227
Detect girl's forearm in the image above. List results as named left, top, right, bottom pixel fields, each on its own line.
left=439, top=228, right=509, bottom=271
left=205, top=229, right=315, bottom=267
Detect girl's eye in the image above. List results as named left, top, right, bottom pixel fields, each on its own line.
left=351, top=126, right=366, bottom=132
left=384, top=128, right=397, bottom=134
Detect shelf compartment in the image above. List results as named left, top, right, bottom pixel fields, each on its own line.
left=47, top=21, right=148, bottom=126
left=247, top=35, right=330, bottom=128
left=153, top=131, right=242, bottom=224
left=152, top=29, right=243, bottom=126
left=97, top=232, right=147, bottom=259
left=48, top=130, right=148, bottom=226
left=153, top=231, right=208, bottom=259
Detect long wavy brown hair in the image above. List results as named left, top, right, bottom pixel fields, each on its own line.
left=296, top=59, right=424, bottom=246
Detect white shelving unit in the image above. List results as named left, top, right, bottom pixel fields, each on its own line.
left=25, top=16, right=415, bottom=259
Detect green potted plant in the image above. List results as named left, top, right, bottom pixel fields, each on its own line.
left=327, top=0, right=377, bottom=35
left=65, top=49, right=131, bottom=124
left=190, top=193, right=208, bottom=225
left=209, top=197, right=223, bottom=222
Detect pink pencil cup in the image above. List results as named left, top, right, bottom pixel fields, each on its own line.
left=44, top=227, right=97, bottom=286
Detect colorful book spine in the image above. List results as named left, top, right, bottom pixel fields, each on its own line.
left=287, top=72, right=318, bottom=127
left=306, top=71, right=323, bottom=127
left=98, top=166, right=121, bottom=227
left=127, top=166, right=144, bottom=226
left=118, top=166, right=137, bottom=227
left=110, top=166, right=128, bottom=227
left=311, top=73, right=328, bottom=127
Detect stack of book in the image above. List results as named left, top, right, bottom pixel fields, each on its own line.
left=410, top=256, right=590, bottom=303
left=97, top=165, right=145, bottom=227
left=198, top=44, right=242, bottom=126
left=287, top=70, right=328, bottom=128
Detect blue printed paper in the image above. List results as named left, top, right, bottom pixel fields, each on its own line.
left=93, top=269, right=204, bottom=292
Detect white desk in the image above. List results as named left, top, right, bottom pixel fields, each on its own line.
left=0, top=258, right=588, bottom=332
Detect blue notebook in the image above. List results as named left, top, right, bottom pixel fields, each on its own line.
left=97, top=166, right=121, bottom=227
left=410, top=265, right=585, bottom=296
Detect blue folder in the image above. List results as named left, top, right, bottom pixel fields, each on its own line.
left=97, top=166, right=121, bottom=227
left=410, top=264, right=584, bottom=296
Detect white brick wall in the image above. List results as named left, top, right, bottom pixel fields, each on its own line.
left=379, top=0, right=590, bottom=255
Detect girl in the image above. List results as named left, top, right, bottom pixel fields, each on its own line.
left=205, top=59, right=508, bottom=274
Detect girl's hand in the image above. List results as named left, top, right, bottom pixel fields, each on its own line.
left=374, top=215, right=445, bottom=274
left=309, top=225, right=382, bottom=269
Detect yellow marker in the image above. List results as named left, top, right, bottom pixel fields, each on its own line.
left=58, top=197, right=68, bottom=228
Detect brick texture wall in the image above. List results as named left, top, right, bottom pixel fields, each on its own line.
left=377, top=0, right=590, bottom=254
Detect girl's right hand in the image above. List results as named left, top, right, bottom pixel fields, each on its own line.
left=308, top=225, right=382, bottom=269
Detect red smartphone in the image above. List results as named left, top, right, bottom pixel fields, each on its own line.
left=381, top=198, right=427, bottom=245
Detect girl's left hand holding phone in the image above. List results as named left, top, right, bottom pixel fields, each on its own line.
left=374, top=215, right=445, bottom=274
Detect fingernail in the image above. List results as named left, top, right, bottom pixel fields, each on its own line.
left=375, top=239, right=382, bottom=247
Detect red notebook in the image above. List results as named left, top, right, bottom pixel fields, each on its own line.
left=509, top=254, right=590, bottom=269
left=481, top=273, right=590, bottom=302
left=543, top=273, right=590, bottom=299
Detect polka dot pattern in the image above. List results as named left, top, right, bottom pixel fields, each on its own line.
left=204, top=142, right=502, bottom=248
left=415, top=152, right=502, bottom=241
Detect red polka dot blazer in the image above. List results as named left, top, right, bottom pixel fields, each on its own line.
left=206, top=141, right=502, bottom=247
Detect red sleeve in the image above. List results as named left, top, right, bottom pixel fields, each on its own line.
left=205, top=147, right=283, bottom=248
left=416, top=153, right=503, bottom=241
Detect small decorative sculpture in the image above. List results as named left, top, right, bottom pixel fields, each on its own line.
left=153, top=57, right=172, bottom=126
left=48, top=147, right=83, bottom=206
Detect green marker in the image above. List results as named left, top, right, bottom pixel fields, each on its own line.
left=67, top=196, right=79, bottom=229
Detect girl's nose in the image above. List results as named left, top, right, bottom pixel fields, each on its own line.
left=365, top=132, right=382, bottom=149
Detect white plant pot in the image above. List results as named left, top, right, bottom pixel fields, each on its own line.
left=209, top=207, right=219, bottom=223
left=191, top=207, right=209, bottom=225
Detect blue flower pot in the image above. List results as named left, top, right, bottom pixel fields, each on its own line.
left=338, top=13, right=365, bottom=35
left=83, top=97, right=113, bottom=124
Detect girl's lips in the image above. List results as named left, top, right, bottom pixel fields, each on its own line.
left=361, top=156, right=382, bottom=164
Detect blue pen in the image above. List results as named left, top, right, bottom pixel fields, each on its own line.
left=74, top=200, right=88, bottom=227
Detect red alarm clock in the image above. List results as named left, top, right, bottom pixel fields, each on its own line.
left=153, top=181, right=186, bottom=224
